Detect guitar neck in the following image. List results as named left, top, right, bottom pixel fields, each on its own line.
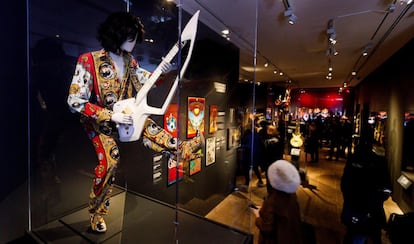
left=134, top=41, right=182, bottom=105
left=295, top=120, right=301, bottom=134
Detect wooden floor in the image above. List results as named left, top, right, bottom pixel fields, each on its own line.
left=205, top=147, right=403, bottom=244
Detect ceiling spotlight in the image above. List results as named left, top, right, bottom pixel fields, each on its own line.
left=264, top=62, right=269, bottom=67
left=221, top=29, right=230, bottom=35
left=329, top=33, right=337, bottom=44
left=221, top=28, right=231, bottom=40
left=327, top=19, right=337, bottom=44
left=326, top=46, right=338, bottom=56
left=351, top=71, right=357, bottom=76
left=284, top=7, right=293, bottom=17
left=273, top=69, right=278, bottom=74
left=284, top=7, right=297, bottom=25
left=388, top=3, right=396, bottom=12
left=362, top=43, right=372, bottom=56
left=288, top=14, right=297, bottom=25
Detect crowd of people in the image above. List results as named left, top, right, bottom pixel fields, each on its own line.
left=240, top=112, right=390, bottom=244
left=241, top=118, right=285, bottom=190
left=240, top=114, right=354, bottom=189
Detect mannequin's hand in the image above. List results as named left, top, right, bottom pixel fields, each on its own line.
left=160, top=58, right=172, bottom=74
left=111, top=113, right=133, bottom=125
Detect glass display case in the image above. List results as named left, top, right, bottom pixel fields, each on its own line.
left=27, top=0, right=256, bottom=242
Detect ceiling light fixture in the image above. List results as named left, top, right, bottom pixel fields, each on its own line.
left=221, top=29, right=229, bottom=35
left=362, top=43, right=373, bottom=57
left=288, top=14, right=297, bottom=25
left=221, top=28, right=231, bottom=40
left=401, top=0, right=413, bottom=5
left=333, top=47, right=338, bottom=56
left=324, top=18, right=339, bottom=80
left=283, top=0, right=297, bottom=25
left=326, top=45, right=338, bottom=56
left=327, top=19, right=337, bottom=44
left=388, top=3, right=396, bottom=12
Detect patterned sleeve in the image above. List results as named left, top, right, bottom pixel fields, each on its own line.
left=67, top=53, right=112, bottom=123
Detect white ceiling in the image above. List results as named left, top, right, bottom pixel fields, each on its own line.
left=181, top=0, right=414, bottom=90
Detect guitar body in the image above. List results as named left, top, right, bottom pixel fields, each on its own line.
left=290, top=133, right=303, bottom=148
left=113, top=97, right=147, bottom=142
left=113, top=93, right=179, bottom=142
left=290, top=120, right=303, bottom=147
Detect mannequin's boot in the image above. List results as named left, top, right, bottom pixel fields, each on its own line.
left=90, top=213, right=107, bottom=233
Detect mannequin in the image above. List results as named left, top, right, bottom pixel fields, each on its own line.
left=67, top=12, right=202, bottom=233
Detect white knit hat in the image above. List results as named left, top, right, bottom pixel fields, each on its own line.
left=267, top=160, right=301, bottom=193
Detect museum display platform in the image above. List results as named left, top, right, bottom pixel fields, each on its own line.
left=29, top=188, right=253, bottom=243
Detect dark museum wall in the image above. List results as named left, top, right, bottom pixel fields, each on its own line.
left=0, top=2, right=28, bottom=201
left=353, top=37, right=414, bottom=212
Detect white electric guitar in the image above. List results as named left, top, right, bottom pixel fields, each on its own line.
left=113, top=11, right=200, bottom=142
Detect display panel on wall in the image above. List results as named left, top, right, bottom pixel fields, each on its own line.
left=153, top=154, right=163, bottom=184
left=206, top=137, right=216, bottom=166
left=209, top=105, right=218, bottom=134
left=164, top=103, right=178, bottom=138
left=187, top=97, right=205, bottom=138
left=227, top=127, right=241, bottom=150
left=229, top=107, right=235, bottom=125
left=189, top=149, right=202, bottom=175
left=167, top=156, right=183, bottom=186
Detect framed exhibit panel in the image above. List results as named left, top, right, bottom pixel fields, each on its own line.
left=227, top=127, right=241, bottom=150
left=189, top=149, right=202, bottom=176
left=167, top=156, right=183, bottom=186
left=187, top=96, right=206, bottom=138
left=164, top=103, right=179, bottom=138
left=206, top=137, right=216, bottom=166
left=209, top=105, right=219, bottom=133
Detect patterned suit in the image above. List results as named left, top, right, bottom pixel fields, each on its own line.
left=67, top=49, right=201, bottom=231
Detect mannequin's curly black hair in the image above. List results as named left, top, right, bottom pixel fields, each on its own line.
left=97, top=12, right=145, bottom=54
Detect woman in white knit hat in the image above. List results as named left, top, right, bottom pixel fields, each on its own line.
left=251, top=159, right=303, bottom=244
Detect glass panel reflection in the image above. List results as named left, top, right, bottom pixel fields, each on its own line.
left=28, top=0, right=254, bottom=242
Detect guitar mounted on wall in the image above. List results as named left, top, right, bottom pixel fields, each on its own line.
left=290, top=120, right=304, bottom=148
